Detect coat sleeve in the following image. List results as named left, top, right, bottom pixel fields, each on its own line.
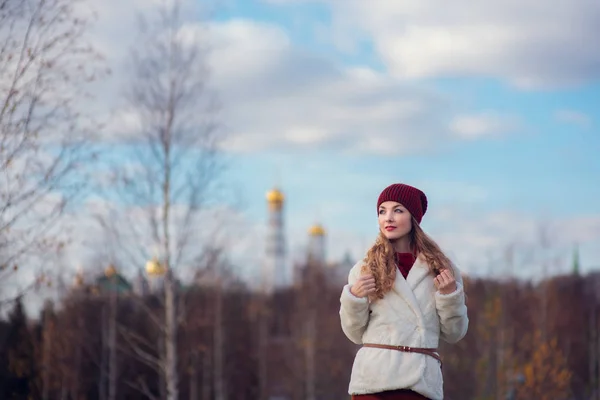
left=435, top=263, right=469, bottom=344
left=339, top=263, right=370, bottom=344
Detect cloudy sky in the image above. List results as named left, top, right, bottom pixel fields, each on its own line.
left=63, top=0, right=600, bottom=285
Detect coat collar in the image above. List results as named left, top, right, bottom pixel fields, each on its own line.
left=406, top=256, right=430, bottom=290
left=389, top=256, right=429, bottom=321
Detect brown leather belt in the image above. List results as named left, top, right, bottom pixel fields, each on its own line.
left=362, top=343, right=442, bottom=367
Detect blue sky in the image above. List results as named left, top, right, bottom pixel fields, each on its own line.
left=196, top=0, right=600, bottom=277
left=11, top=0, right=600, bottom=318
left=56, top=0, right=600, bottom=284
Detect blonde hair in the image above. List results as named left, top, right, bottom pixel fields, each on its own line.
left=360, top=217, right=453, bottom=301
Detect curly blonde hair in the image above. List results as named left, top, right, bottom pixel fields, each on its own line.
left=360, top=217, right=453, bottom=301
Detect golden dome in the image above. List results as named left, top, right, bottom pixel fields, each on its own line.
left=75, top=273, right=84, bottom=287
left=105, top=264, right=117, bottom=277
left=266, top=188, right=284, bottom=204
left=308, top=223, right=325, bottom=236
left=146, top=257, right=166, bottom=276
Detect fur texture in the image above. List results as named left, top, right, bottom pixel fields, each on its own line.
left=339, top=256, right=468, bottom=400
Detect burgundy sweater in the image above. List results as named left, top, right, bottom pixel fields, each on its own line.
left=395, top=252, right=416, bottom=279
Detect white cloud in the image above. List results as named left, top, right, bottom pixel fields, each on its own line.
left=101, top=108, right=144, bottom=140
left=282, top=0, right=600, bottom=89
left=83, top=0, right=516, bottom=155
left=554, top=109, right=592, bottom=128
left=205, top=19, right=468, bottom=155
left=450, top=112, right=519, bottom=139
left=53, top=0, right=533, bottom=155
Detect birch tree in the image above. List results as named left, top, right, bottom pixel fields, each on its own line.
left=0, top=0, right=105, bottom=298
left=96, top=0, right=224, bottom=398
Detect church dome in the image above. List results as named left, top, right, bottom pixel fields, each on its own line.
left=308, top=223, right=325, bottom=236
left=75, top=273, right=84, bottom=287
left=105, top=264, right=117, bottom=277
left=146, top=257, right=166, bottom=276
left=266, top=188, right=284, bottom=204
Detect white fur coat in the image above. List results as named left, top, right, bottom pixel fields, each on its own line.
left=339, top=256, right=468, bottom=400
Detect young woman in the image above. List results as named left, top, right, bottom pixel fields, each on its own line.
left=339, top=183, right=469, bottom=400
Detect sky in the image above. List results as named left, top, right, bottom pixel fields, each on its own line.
left=201, top=0, right=600, bottom=279
left=11, top=0, right=599, bottom=307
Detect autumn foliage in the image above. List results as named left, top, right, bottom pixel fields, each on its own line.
left=0, top=265, right=598, bottom=399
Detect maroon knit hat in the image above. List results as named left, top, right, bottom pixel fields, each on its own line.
left=377, top=183, right=428, bottom=224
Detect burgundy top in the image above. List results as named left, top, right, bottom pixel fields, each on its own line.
left=352, top=388, right=430, bottom=399
left=395, top=252, right=416, bottom=279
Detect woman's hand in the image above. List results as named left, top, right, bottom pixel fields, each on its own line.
left=434, top=269, right=457, bottom=295
left=350, top=274, right=376, bottom=298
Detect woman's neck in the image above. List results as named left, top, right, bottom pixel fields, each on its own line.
left=391, top=236, right=411, bottom=253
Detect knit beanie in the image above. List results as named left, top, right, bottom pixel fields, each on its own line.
left=377, top=183, right=428, bottom=224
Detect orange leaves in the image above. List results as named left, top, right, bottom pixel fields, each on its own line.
left=517, top=331, right=572, bottom=400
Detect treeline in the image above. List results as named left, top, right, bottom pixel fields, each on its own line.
left=0, top=265, right=599, bottom=400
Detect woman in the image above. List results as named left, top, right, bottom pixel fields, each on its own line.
left=339, top=183, right=468, bottom=400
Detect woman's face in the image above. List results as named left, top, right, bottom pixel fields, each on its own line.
left=378, top=201, right=413, bottom=241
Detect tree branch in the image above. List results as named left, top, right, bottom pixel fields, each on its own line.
left=117, top=325, right=162, bottom=372
left=124, top=376, right=161, bottom=400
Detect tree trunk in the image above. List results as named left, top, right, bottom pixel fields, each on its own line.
left=161, top=84, right=179, bottom=397
left=214, top=281, right=225, bottom=400
left=108, top=293, right=118, bottom=400
left=159, top=334, right=167, bottom=400
left=202, top=349, right=211, bottom=400
left=589, top=299, right=600, bottom=400
left=305, top=310, right=316, bottom=400
left=60, top=375, right=68, bottom=400
left=42, top=312, right=51, bottom=400
left=496, top=291, right=505, bottom=399
left=258, top=298, right=268, bottom=400
left=100, top=304, right=108, bottom=400
left=189, top=352, right=198, bottom=400
left=72, top=316, right=84, bottom=399
left=165, top=272, right=179, bottom=400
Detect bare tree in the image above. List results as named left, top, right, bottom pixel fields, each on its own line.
left=94, top=0, right=224, bottom=398
left=0, top=0, right=106, bottom=299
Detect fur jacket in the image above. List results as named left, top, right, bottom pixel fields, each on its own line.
left=339, top=256, right=469, bottom=400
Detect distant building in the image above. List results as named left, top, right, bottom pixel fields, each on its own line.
left=307, top=223, right=326, bottom=265
left=264, top=187, right=289, bottom=293
left=145, top=256, right=166, bottom=293
left=70, top=259, right=169, bottom=297
left=262, top=185, right=355, bottom=292
left=72, top=185, right=356, bottom=297
left=96, top=264, right=133, bottom=294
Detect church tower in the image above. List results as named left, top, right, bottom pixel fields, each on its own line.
left=572, top=244, right=580, bottom=276
left=264, top=187, right=287, bottom=293
left=145, top=256, right=166, bottom=293
left=307, top=223, right=326, bottom=265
